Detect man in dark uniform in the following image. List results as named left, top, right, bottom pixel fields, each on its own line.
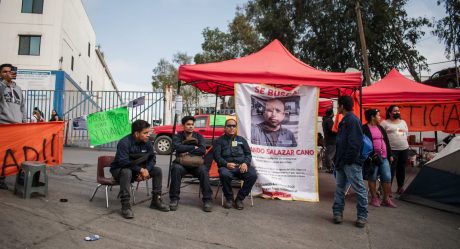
left=214, top=119, right=258, bottom=210
left=110, top=120, right=169, bottom=219
left=169, top=116, right=213, bottom=212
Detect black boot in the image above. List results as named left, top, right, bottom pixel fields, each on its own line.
left=121, top=202, right=134, bottom=219
left=150, top=194, right=170, bottom=212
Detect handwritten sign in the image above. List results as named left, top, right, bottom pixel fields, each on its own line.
left=0, top=122, right=64, bottom=176
left=87, top=107, right=131, bottom=146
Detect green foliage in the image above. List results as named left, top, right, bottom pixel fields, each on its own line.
left=433, top=0, right=460, bottom=60
left=196, top=0, right=431, bottom=82
left=151, top=52, right=197, bottom=115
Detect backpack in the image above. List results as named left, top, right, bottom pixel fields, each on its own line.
left=361, top=135, right=373, bottom=160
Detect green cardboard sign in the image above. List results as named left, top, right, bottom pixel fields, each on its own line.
left=209, top=115, right=228, bottom=127
left=87, top=107, right=131, bottom=146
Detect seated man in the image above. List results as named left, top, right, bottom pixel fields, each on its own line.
left=169, top=116, right=213, bottom=212
left=251, top=99, right=297, bottom=147
left=214, top=119, right=258, bottom=210
left=110, top=120, right=169, bottom=219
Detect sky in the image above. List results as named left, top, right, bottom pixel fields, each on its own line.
left=82, top=0, right=453, bottom=91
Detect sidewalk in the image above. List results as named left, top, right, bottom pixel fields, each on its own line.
left=0, top=147, right=459, bottom=249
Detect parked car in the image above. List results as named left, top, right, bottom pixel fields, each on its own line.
left=149, top=114, right=233, bottom=155
left=423, top=67, right=460, bottom=88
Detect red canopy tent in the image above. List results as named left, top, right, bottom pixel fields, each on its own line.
left=179, top=39, right=362, bottom=97
left=361, top=69, right=460, bottom=133
left=361, top=68, right=460, bottom=104
left=318, top=100, right=333, bottom=117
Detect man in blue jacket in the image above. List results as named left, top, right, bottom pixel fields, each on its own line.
left=110, top=120, right=169, bottom=219
left=332, top=96, right=368, bottom=228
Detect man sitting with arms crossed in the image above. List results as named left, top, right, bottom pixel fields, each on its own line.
left=169, top=116, right=213, bottom=212
left=214, top=119, right=258, bottom=210
left=110, top=120, right=169, bottom=219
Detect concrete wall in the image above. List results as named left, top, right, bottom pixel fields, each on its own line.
left=0, top=0, right=117, bottom=91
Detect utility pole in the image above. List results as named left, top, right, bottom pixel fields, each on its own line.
left=355, top=0, right=371, bottom=86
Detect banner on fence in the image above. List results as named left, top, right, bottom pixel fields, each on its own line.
left=235, top=84, right=319, bottom=202
left=87, top=107, right=131, bottom=146
left=0, top=122, right=64, bottom=176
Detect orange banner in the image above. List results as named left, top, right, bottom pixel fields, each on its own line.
left=0, top=122, right=64, bottom=176
left=363, top=102, right=460, bottom=133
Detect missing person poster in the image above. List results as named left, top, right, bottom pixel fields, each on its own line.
left=236, top=84, right=319, bottom=201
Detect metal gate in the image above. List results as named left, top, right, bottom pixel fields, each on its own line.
left=24, top=90, right=165, bottom=148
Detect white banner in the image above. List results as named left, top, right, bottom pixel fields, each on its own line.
left=235, top=84, right=319, bottom=201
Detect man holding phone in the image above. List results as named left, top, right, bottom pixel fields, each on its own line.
left=0, top=63, right=26, bottom=189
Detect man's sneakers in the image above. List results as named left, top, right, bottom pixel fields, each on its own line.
left=355, top=217, right=367, bottom=228
left=169, top=199, right=179, bottom=211
left=333, top=214, right=367, bottom=228
left=333, top=214, right=343, bottom=224
left=223, top=199, right=233, bottom=209
left=202, top=200, right=213, bottom=212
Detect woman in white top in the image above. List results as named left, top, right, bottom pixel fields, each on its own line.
left=381, top=105, right=409, bottom=194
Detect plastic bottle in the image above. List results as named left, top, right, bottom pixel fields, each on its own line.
left=84, top=235, right=100, bottom=241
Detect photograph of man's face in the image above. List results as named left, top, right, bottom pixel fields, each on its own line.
left=263, top=99, right=285, bottom=129
left=250, top=96, right=299, bottom=147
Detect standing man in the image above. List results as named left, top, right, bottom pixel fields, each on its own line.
left=322, top=108, right=337, bottom=173
left=332, top=96, right=368, bottom=228
left=251, top=99, right=297, bottom=147
left=110, top=120, right=169, bottom=219
left=214, top=119, right=258, bottom=210
left=0, top=63, right=26, bottom=190
left=169, top=116, right=213, bottom=212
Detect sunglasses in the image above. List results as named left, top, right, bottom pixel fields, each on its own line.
left=226, top=125, right=237, bottom=128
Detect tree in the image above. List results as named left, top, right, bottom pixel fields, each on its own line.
left=197, top=0, right=430, bottom=82
left=433, top=0, right=460, bottom=60
left=151, top=52, right=197, bottom=115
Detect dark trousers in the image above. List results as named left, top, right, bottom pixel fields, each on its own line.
left=111, top=167, right=163, bottom=203
left=391, top=149, right=409, bottom=188
left=218, top=166, right=257, bottom=201
left=169, top=163, right=213, bottom=202
left=324, top=143, right=336, bottom=170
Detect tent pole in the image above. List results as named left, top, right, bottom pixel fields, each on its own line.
left=211, top=87, right=220, bottom=146
left=167, top=80, right=181, bottom=187
left=359, top=86, right=363, bottom=122
left=435, top=131, right=438, bottom=152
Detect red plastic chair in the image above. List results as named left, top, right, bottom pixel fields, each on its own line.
left=89, top=156, right=136, bottom=208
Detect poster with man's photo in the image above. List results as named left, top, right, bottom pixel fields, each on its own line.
left=236, top=84, right=319, bottom=201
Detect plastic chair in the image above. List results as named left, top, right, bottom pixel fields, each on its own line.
left=89, top=156, right=136, bottom=208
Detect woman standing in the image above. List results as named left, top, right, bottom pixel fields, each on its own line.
left=381, top=105, right=409, bottom=194
left=363, top=109, right=396, bottom=208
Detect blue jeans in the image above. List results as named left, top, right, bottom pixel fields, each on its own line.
left=369, top=158, right=391, bottom=182
left=332, top=163, right=368, bottom=219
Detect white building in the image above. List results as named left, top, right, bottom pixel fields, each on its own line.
left=0, top=0, right=118, bottom=92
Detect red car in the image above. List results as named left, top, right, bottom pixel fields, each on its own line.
left=423, top=67, right=460, bottom=88
left=150, top=114, right=232, bottom=154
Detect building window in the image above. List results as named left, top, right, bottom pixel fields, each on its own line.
left=88, top=43, right=91, bottom=57
left=91, top=80, right=93, bottom=92
left=21, top=0, right=44, bottom=14
left=18, top=35, right=41, bottom=55
left=86, top=75, right=90, bottom=91
left=71, top=56, right=74, bottom=71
